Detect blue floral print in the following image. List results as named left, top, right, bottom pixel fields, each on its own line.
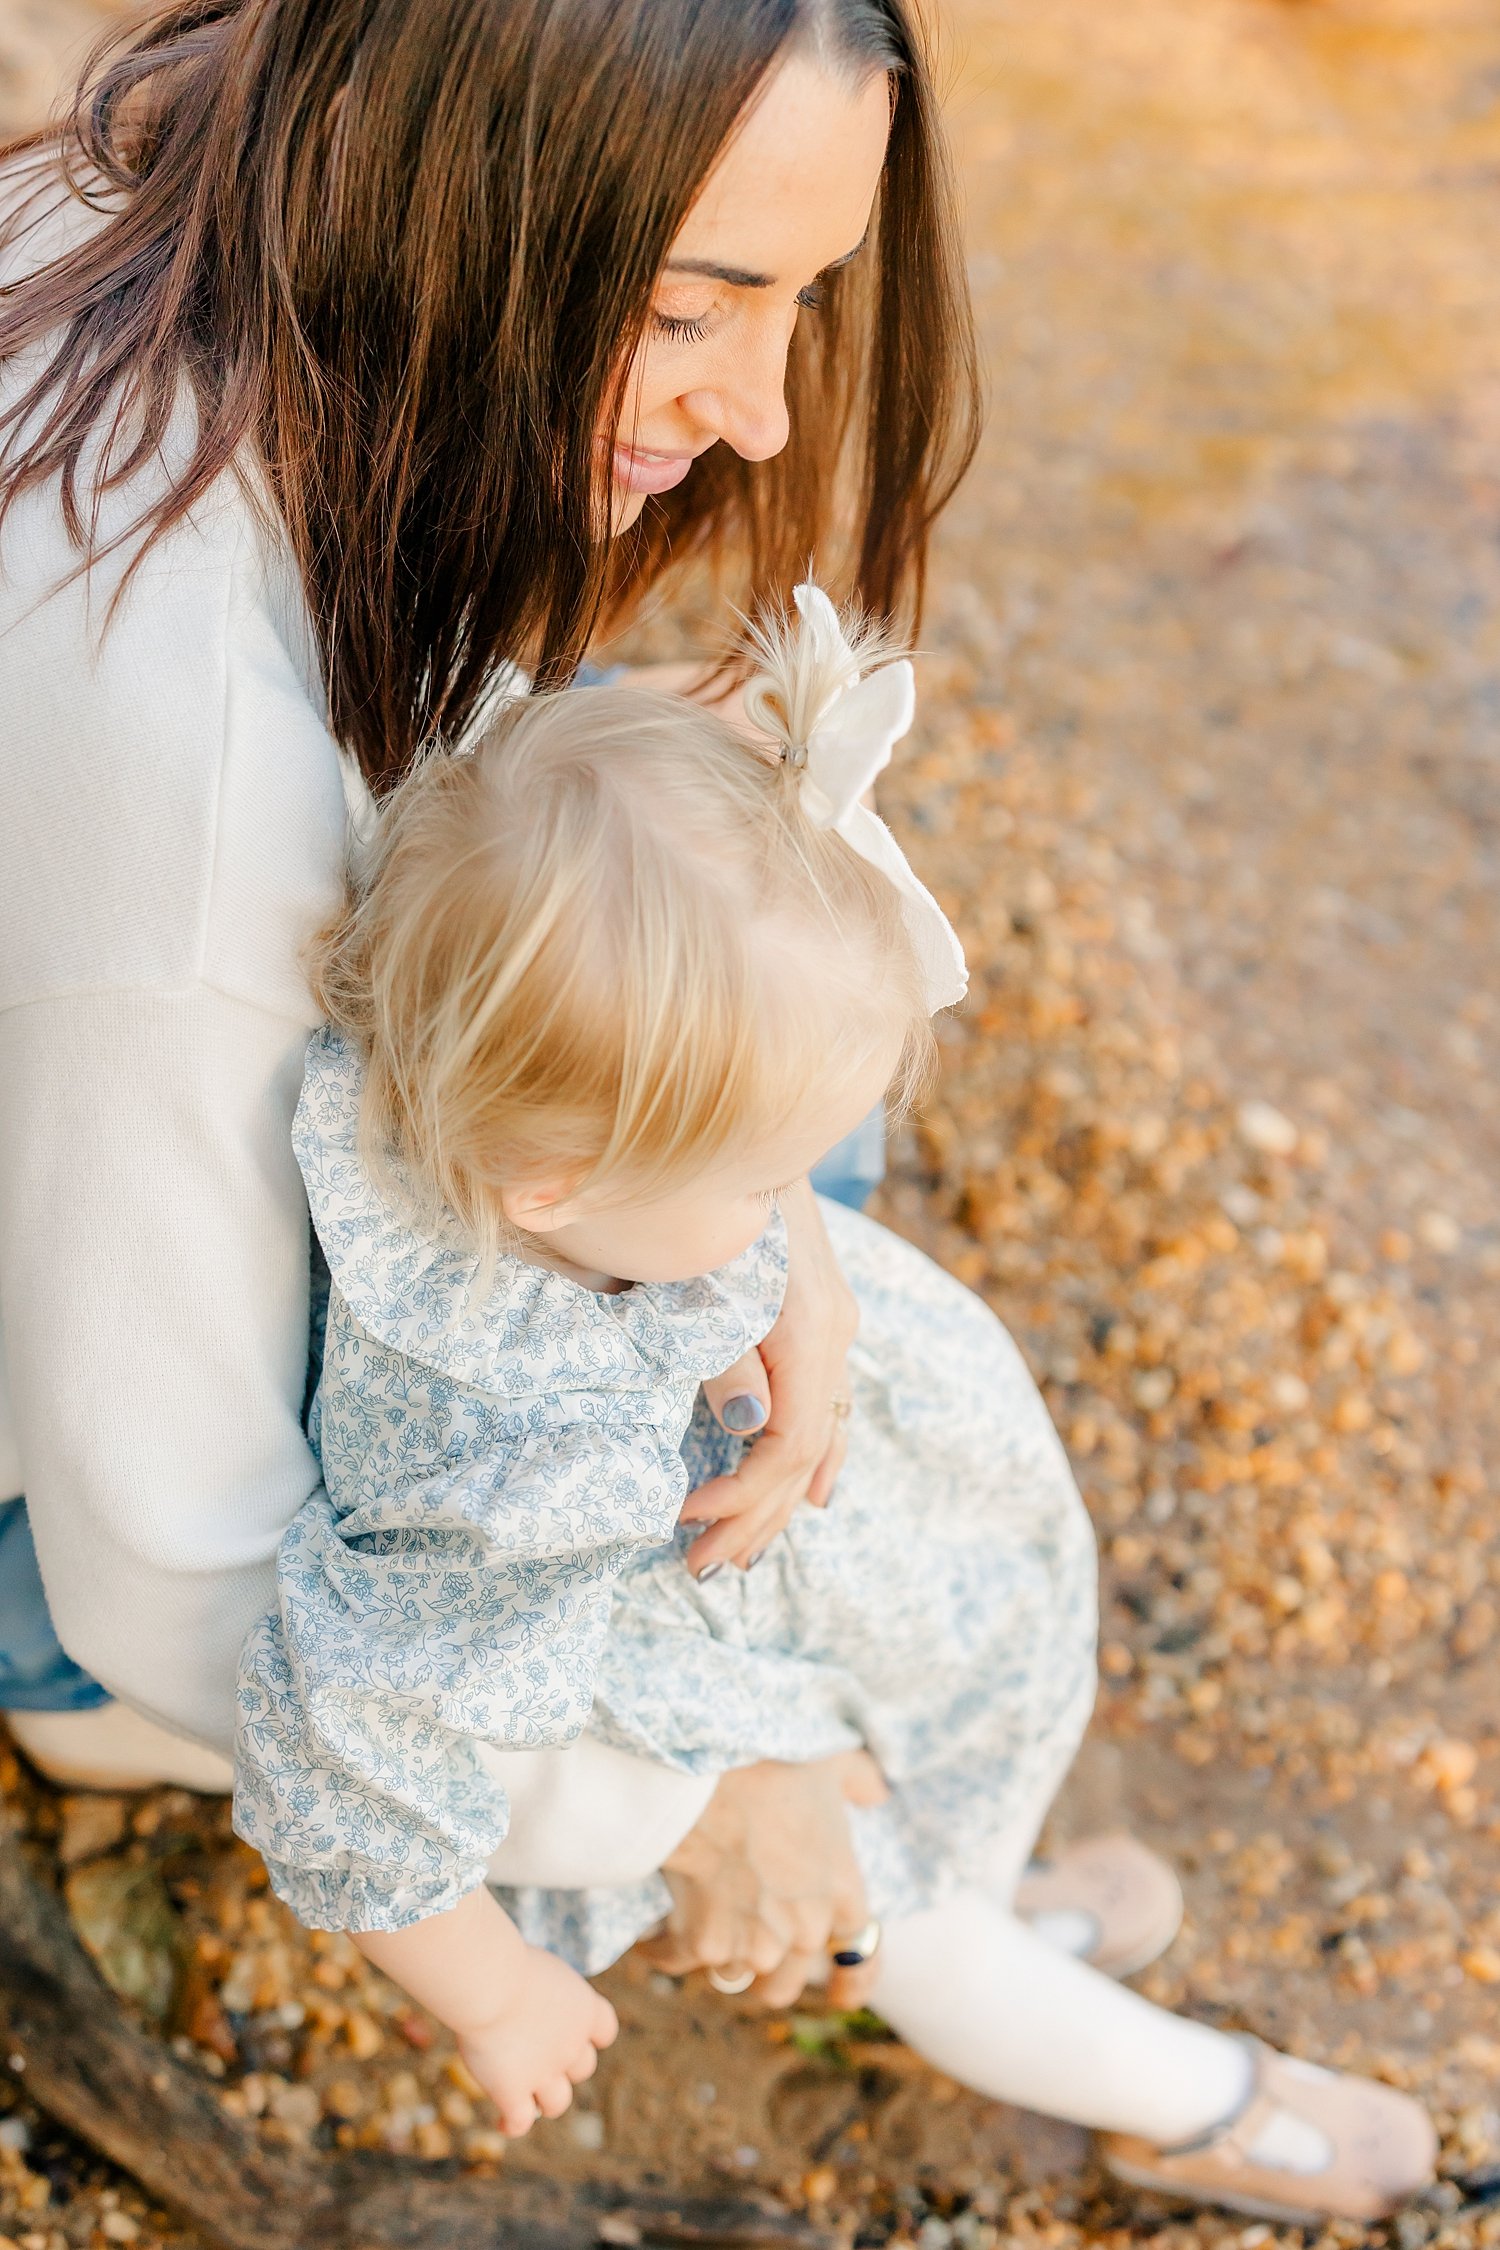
left=235, top=1028, right=1098, bottom=1972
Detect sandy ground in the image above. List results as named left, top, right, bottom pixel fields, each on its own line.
left=3, top=2, right=1500, bottom=2247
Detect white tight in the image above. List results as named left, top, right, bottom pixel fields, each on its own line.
left=872, top=1889, right=1250, bottom=2143
left=849, top=1773, right=1252, bottom=2149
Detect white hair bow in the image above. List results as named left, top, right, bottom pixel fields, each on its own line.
left=746, top=583, right=968, bottom=1014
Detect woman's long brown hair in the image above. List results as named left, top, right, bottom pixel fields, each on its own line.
left=0, top=0, right=979, bottom=793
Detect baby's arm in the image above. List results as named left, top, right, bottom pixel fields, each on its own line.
left=354, top=1889, right=617, bottom=2136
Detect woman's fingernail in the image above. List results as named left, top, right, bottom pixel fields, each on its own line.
left=719, top=1393, right=768, bottom=1434
left=697, top=1562, right=725, bottom=1583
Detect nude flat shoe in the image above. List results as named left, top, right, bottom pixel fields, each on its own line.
left=1102, top=2038, right=1438, bottom=2225
left=1015, top=1832, right=1184, bottom=1978
left=5, top=1704, right=233, bottom=1794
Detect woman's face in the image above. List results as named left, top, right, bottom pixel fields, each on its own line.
left=606, top=55, right=893, bottom=531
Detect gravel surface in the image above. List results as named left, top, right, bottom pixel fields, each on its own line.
left=2, top=2, right=1500, bottom=2246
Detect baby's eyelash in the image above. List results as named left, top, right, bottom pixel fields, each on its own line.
left=651, top=310, right=710, bottom=344
left=756, top=1183, right=794, bottom=1208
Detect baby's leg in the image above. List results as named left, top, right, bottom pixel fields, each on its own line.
left=872, top=1889, right=1249, bottom=2142
left=857, top=1774, right=1249, bottom=2145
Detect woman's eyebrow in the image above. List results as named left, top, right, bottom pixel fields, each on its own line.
left=662, top=236, right=868, bottom=292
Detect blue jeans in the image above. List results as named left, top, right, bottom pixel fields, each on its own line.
left=0, top=1118, right=885, bottom=1714
left=0, top=1497, right=111, bottom=1711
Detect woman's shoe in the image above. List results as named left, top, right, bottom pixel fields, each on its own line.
left=1101, top=2038, right=1438, bottom=2224
left=1015, top=1832, right=1184, bottom=1978
left=5, top=1703, right=233, bottom=1793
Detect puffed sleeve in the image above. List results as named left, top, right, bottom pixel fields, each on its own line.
left=233, top=1405, right=686, bottom=1932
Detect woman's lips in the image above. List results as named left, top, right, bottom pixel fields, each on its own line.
left=612, top=443, right=698, bottom=496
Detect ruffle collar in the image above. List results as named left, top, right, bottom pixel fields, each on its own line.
left=293, top=1029, right=789, bottom=1399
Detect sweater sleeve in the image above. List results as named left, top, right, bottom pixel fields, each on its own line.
left=0, top=985, right=320, bottom=1748
left=234, top=1411, right=686, bottom=1932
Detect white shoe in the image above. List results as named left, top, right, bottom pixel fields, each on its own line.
left=5, top=1703, right=232, bottom=1793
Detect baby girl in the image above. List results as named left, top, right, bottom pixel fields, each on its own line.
left=235, top=591, right=1432, bottom=2225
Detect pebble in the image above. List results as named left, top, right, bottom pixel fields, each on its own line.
left=1236, top=1101, right=1299, bottom=1157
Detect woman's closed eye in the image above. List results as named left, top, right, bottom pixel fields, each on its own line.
left=649, top=278, right=825, bottom=346
left=651, top=309, right=712, bottom=344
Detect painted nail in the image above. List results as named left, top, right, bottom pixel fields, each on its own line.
left=697, top=1562, right=725, bottom=1583
left=747, top=1549, right=765, bottom=1570
left=719, top=1393, right=769, bottom=1434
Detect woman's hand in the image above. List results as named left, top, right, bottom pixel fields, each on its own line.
left=637, top=1751, right=890, bottom=2011
left=682, top=1180, right=858, bottom=1575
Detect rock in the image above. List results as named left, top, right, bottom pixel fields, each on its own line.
left=54, top=1796, right=129, bottom=1869
left=1235, top=1101, right=1298, bottom=1156
left=63, top=1859, right=181, bottom=2023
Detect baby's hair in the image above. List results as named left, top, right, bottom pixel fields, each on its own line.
left=311, top=610, right=935, bottom=1251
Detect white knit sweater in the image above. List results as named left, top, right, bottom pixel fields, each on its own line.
left=0, top=173, right=709, bottom=1878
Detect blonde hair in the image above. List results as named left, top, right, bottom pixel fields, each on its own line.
left=312, top=622, right=935, bottom=1250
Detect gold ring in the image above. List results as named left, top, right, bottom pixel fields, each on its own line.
left=830, top=1395, right=852, bottom=1421
left=707, top=1964, right=757, bottom=1995
left=830, top=1916, right=882, bottom=1967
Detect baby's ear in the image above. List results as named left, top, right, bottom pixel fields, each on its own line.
left=497, top=1176, right=577, bottom=1233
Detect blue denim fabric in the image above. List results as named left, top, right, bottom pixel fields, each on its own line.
left=809, top=1106, right=887, bottom=1211
left=0, top=1498, right=111, bottom=1711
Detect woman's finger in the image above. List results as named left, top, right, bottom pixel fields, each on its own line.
left=684, top=1496, right=793, bottom=1576
left=825, top=1952, right=882, bottom=2011
left=685, top=1426, right=824, bottom=1550
left=831, top=1748, right=891, bottom=1809
left=699, top=1350, right=773, bottom=1442
left=805, top=1419, right=848, bottom=1511
left=635, top=1929, right=691, bottom=1974
left=752, top=1946, right=824, bottom=2010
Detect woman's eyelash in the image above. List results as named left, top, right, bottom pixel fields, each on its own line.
left=796, top=281, right=825, bottom=311
left=651, top=310, right=710, bottom=343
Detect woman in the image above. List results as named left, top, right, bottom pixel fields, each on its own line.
left=0, top=0, right=1435, bottom=2219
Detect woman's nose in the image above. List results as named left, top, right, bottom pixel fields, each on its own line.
left=683, top=327, right=793, bottom=464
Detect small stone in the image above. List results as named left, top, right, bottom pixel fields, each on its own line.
left=463, top=2127, right=507, bottom=2164
left=1420, top=1739, right=1478, bottom=1791
left=568, top=2109, right=606, bottom=2150
left=595, top=2220, right=643, bottom=2248
left=1236, top=1101, right=1298, bottom=1156
left=443, top=2054, right=485, bottom=2100
left=1462, top=1947, right=1500, bottom=1984
left=98, top=2216, right=139, bottom=2244
left=1417, top=1210, right=1460, bottom=1253
left=54, top=1796, right=129, bottom=1869
left=342, top=2008, right=383, bottom=2060
left=803, top=2166, right=838, bottom=2205
left=262, top=2078, right=320, bottom=2133
left=64, top=1860, right=181, bottom=2023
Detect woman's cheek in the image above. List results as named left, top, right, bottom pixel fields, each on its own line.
left=610, top=482, right=650, bottom=534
